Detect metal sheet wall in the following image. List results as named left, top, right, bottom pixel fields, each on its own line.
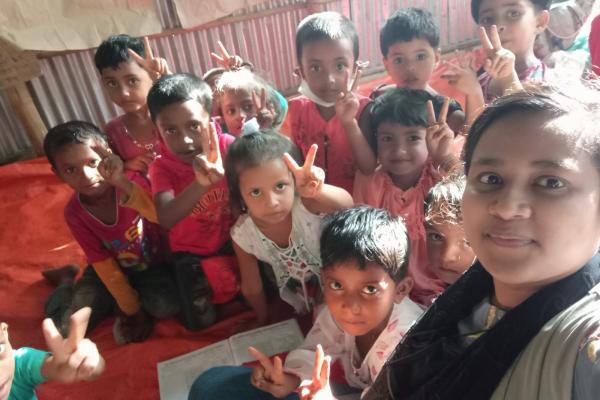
left=1, top=0, right=478, bottom=160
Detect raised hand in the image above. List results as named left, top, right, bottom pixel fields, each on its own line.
left=248, top=346, right=300, bottom=398
left=335, top=68, right=361, bottom=125
left=440, top=51, right=480, bottom=96
left=42, top=307, right=105, bottom=383
left=193, top=123, right=224, bottom=187
left=479, top=26, right=515, bottom=80
left=297, top=345, right=334, bottom=400
left=210, top=41, right=244, bottom=71
left=91, top=145, right=128, bottom=189
left=252, top=88, right=276, bottom=129
left=124, top=152, right=155, bottom=173
left=283, top=144, right=325, bottom=199
left=426, top=98, right=455, bottom=168
left=128, top=37, right=171, bottom=80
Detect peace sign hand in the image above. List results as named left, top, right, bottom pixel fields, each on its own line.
left=210, top=41, right=244, bottom=71
left=283, top=144, right=325, bottom=199
left=335, top=68, right=361, bottom=125
left=42, top=307, right=105, bottom=383
left=91, top=145, right=128, bottom=190
left=249, top=347, right=301, bottom=398
left=193, top=123, right=224, bottom=187
left=252, top=88, right=276, bottom=129
left=128, top=37, right=171, bottom=81
left=297, top=345, right=335, bottom=400
left=426, top=98, right=455, bottom=168
left=479, top=26, right=516, bottom=80
left=440, top=51, right=480, bottom=96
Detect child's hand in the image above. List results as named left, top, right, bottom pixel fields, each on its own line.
left=252, top=88, right=276, bottom=129
left=42, top=307, right=105, bottom=383
left=426, top=98, right=455, bottom=168
left=440, top=51, right=480, bottom=96
left=128, top=37, right=171, bottom=81
left=92, top=145, right=130, bottom=191
left=210, top=41, right=244, bottom=71
left=124, top=152, right=155, bottom=173
left=193, top=123, right=224, bottom=187
left=297, top=345, right=334, bottom=400
left=248, top=347, right=301, bottom=398
left=335, top=69, right=361, bottom=125
left=479, top=26, right=516, bottom=80
left=114, top=309, right=154, bottom=344
left=283, top=144, right=325, bottom=199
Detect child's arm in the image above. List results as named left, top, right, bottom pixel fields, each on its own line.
left=234, top=241, right=269, bottom=326
left=283, top=144, right=353, bottom=214
left=336, top=70, right=378, bottom=174
left=128, top=37, right=171, bottom=80
left=41, top=307, right=105, bottom=383
left=154, top=124, right=224, bottom=229
left=426, top=98, right=461, bottom=173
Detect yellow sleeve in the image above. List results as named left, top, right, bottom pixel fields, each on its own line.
left=92, top=258, right=140, bottom=316
left=121, top=181, right=158, bottom=223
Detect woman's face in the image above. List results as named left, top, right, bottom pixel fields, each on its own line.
left=462, top=113, right=600, bottom=303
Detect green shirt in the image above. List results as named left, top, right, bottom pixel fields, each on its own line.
left=9, top=347, right=48, bottom=400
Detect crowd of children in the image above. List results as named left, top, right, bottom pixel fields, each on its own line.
left=9, top=0, right=600, bottom=398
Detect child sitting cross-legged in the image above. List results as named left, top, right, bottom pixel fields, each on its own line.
left=189, top=206, right=423, bottom=400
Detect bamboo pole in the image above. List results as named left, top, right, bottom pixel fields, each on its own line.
left=5, top=82, right=46, bottom=155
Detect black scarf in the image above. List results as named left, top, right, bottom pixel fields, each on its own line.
left=382, top=252, right=600, bottom=400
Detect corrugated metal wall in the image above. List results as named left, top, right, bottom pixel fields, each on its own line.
left=0, top=0, right=477, bottom=162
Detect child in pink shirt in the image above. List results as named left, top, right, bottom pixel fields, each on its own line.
left=147, top=73, right=239, bottom=331
left=353, top=88, right=460, bottom=306
left=283, top=12, right=376, bottom=194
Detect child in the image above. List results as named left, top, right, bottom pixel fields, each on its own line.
left=353, top=88, right=459, bottom=306
left=1, top=308, right=104, bottom=400
left=375, top=8, right=470, bottom=133
left=284, top=11, right=376, bottom=192
left=214, top=69, right=283, bottom=136
left=95, top=35, right=169, bottom=172
left=147, top=73, right=239, bottom=331
left=189, top=206, right=423, bottom=400
left=364, top=86, right=600, bottom=400
left=43, top=121, right=179, bottom=344
left=224, top=131, right=353, bottom=326
left=471, top=0, right=550, bottom=102
left=424, top=173, right=475, bottom=293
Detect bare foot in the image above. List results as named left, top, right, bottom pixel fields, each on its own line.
left=41, top=264, right=80, bottom=287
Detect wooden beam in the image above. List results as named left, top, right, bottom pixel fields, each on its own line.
left=5, top=82, right=46, bottom=156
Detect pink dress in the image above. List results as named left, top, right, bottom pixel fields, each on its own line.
left=353, top=163, right=446, bottom=306
left=104, top=116, right=161, bottom=161
left=288, top=95, right=370, bottom=194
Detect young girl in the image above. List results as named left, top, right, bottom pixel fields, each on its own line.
left=215, top=69, right=285, bottom=136
left=353, top=88, right=459, bottom=306
left=283, top=11, right=376, bottom=193
left=362, top=85, right=600, bottom=400
left=424, top=173, right=476, bottom=295
left=225, top=131, right=353, bottom=327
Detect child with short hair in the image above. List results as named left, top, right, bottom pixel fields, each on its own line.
left=1, top=308, right=104, bottom=400
left=224, top=131, right=352, bottom=327
left=147, top=73, right=239, bottom=331
left=424, top=173, right=476, bottom=297
left=354, top=88, right=459, bottom=306
left=364, top=85, right=600, bottom=400
left=285, top=11, right=377, bottom=192
left=189, top=206, right=422, bottom=400
left=43, top=121, right=179, bottom=344
left=95, top=35, right=169, bottom=172
left=471, top=0, right=550, bottom=101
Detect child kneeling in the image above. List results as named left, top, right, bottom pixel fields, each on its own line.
left=189, top=206, right=423, bottom=399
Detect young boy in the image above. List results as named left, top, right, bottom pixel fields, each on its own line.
left=283, top=11, right=376, bottom=191
left=471, top=0, right=550, bottom=101
left=147, top=73, right=239, bottom=331
left=1, top=308, right=104, bottom=400
left=424, top=173, right=476, bottom=301
left=189, top=206, right=423, bottom=399
left=43, top=121, right=179, bottom=344
left=94, top=34, right=169, bottom=172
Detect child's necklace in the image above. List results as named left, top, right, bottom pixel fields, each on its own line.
left=122, top=119, right=157, bottom=151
